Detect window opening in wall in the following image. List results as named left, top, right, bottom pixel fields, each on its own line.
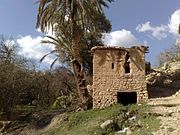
left=112, top=63, right=114, bottom=69
left=124, top=52, right=130, bottom=73
left=117, top=92, right=137, bottom=105
left=125, top=62, right=130, bottom=73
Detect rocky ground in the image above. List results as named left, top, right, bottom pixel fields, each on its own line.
left=148, top=90, right=180, bottom=135
left=146, top=61, right=180, bottom=135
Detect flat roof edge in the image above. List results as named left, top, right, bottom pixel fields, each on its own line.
left=91, top=45, right=149, bottom=53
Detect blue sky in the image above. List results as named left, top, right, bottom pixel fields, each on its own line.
left=0, top=1, right=39, bottom=37
left=0, top=0, right=180, bottom=68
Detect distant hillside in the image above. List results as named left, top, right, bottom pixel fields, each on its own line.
left=147, top=61, right=180, bottom=98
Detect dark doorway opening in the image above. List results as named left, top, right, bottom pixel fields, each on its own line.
left=117, top=92, right=137, bottom=105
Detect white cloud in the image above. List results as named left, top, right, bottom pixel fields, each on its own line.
left=18, top=30, right=139, bottom=66
left=102, top=29, right=139, bottom=47
left=36, top=28, right=42, bottom=33
left=36, top=25, right=56, bottom=37
left=17, top=35, right=55, bottom=65
left=136, top=9, right=180, bottom=40
left=136, top=22, right=168, bottom=40
left=168, top=9, right=180, bottom=34
left=4, top=40, right=16, bottom=48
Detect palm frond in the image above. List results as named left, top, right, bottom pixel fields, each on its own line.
left=36, top=0, right=113, bottom=71
left=50, top=57, right=59, bottom=69
left=40, top=50, right=57, bottom=62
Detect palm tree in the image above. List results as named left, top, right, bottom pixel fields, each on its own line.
left=40, top=24, right=73, bottom=68
left=36, top=0, right=113, bottom=109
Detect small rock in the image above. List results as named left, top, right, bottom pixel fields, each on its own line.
left=163, top=79, right=173, bottom=85
left=156, top=73, right=161, bottom=77
left=168, top=110, right=173, bottom=113
left=32, top=100, right=37, bottom=106
left=138, top=120, right=142, bottom=126
left=129, top=115, right=136, bottom=121
left=115, top=127, right=130, bottom=135
left=162, top=62, right=169, bottom=70
left=126, top=128, right=132, bottom=135
left=100, top=120, right=114, bottom=130
left=126, top=111, right=130, bottom=116
left=165, top=110, right=173, bottom=116
left=177, top=109, right=180, bottom=113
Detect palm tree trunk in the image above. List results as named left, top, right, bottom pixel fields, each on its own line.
left=71, top=18, right=92, bottom=110
left=72, top=58, right=92, bottom=110
left=71, top=41, right=92, bottom=109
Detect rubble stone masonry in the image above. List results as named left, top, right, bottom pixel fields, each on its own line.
left=91, top=46, right=149, bottom=108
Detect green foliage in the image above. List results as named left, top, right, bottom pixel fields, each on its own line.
left=0, top=39, right=28, bottom=113
left=37, top=0, right=112, bottom=73
left=0, top=62, right=76, bottom=118
left=41, top=104, right=160, bottom=135
left=42, top=105, right=120, bottom=135
left=0, top=35, right=77, bottom=118
left=36, top=0, right=114, bottom=109
left=36, top=0, right=113, bottom=33
left=50, top=96, right=70, bottom=109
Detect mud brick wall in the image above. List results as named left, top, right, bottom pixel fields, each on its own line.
left=91, top=46, right=148, bottom=108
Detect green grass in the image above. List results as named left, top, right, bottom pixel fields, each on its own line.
left=131, top=115, right=160, bottom=135
left=41, top=104, right=160, bottom=135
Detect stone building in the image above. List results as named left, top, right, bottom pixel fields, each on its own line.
left=91, top=46, right=149, bottom=108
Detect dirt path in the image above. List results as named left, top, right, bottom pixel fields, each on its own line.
left=148, top=90, right=180, bottom=135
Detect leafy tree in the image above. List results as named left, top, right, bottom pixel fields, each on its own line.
left=0, top=36, right=30, bottom=116
left=36, top=0, right=113, bottom=109
left=0, top=35, right=78, bottom=119
left=158, top=40, right=180, bottom=66
left=0, top=35, right=18, bottom=63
